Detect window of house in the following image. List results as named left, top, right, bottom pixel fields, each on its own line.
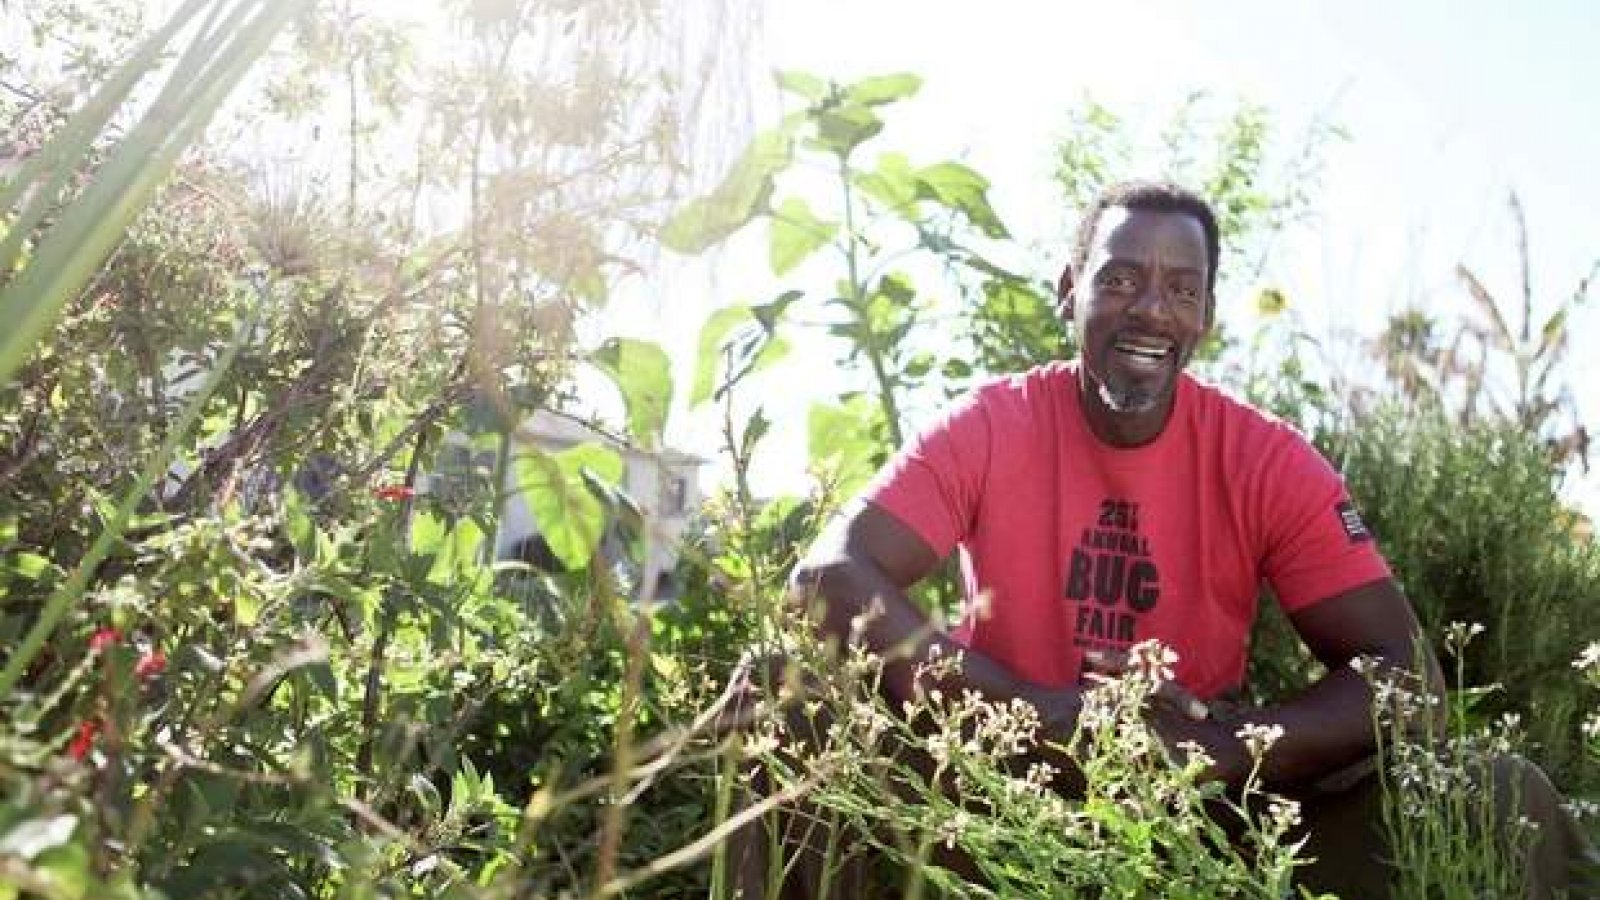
left=666, top=475, right=689, bottom=515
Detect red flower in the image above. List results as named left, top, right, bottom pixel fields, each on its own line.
left=89, top=627, right=122, bottom=652
left=67, top=719, right=100, bottom=761
left=135, top=651, right=167, bottom=680
left=373, top=485, right=415, bottom=502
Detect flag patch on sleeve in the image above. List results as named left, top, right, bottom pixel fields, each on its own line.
left=1335, top=500, right=1372, bottom=543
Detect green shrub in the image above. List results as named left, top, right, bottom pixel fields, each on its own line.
left=1320, top=404, right=1600, bottom=791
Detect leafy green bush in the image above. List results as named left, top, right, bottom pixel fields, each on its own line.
left=1321, top=404, right=1600, bottom=790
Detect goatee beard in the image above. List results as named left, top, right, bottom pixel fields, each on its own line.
left=1096, top=379, right=1160, bottom=414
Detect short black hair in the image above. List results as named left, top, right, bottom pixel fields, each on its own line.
left=1069, top=181, right=1221, bottom=297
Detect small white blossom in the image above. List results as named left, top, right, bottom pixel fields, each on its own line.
left=937, top=809, right=972, bottom=849
left=1573, top=642, right=1600, bottom=674
left=1563, top=799, right=1600, bottom=820
left=1236, top=723, right=1286, bottom=758
left=1442, top=621, right=1486, bottom=655
left=1267, top=797, right=1302, bottom=831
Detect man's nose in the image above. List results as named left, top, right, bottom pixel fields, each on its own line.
left=1127, top=282, right=1170, bottom=323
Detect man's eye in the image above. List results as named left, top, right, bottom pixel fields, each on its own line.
left=1171, top=284, right=1202, bottom=305
left=1099, top=272, right=1137, bottom=291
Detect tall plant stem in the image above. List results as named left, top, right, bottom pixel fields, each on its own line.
left=591, top=594, right=654, bottom=895
left=838, top=154, right=904, bottom=447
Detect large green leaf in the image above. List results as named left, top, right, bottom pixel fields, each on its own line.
left=769, top=196, right=837, bottom=276
left=690, top=293, right=798, bottom=407
left=853, top=152, right=920, bottom=215
left=807, top=397, right=888, bottom=498
left=812, top=103, right=882, bottom=158
left=844, top=73, right=923, bottom=107
left=692, top=306, right=753, bottom=407
left=510, top=443, right=623, bottom=571
left=917, top=161, right=1009, bottom=238
left=659, top=129, right=792, bottom=253
left=591, top=338, right=673, bottom=449
left=426, top=517, right=486, bottom=587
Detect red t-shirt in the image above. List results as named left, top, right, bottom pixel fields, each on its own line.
left=863, top=362, right=1390, bottom=700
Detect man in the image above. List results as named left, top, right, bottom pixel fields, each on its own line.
left=738, top=181, right=1590, bottom=898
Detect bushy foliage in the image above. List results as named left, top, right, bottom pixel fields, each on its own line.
left=1321, top=404, right=1600, bottom=791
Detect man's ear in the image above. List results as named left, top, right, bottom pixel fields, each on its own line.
left=1056, top=265, right=1075, bottom=320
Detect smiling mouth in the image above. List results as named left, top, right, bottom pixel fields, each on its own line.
left=1111, top=339, right=1174, bottom=366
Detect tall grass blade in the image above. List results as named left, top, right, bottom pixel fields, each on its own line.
left=0, top=0, right=310, bottom=387
left=0, top=0, right=212, bottom=271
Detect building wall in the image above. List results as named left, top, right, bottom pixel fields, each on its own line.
left=492, top=410, right=703, bottom=599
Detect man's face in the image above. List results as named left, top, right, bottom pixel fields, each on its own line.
left=1065, top=206, right=1212, bottom=440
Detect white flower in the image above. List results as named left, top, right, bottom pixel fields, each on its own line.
left=1267, top=797, right=1302, bottom=831
left=1127, top=639, right=1179, bottom=683
left=937, top=809, right=972, bottom=849
left=1348, top=655, right=1380, bottom=679
left=1442, top=621, right=1486, bottom=655
left=1236, top=723, right=1286, bottom=758
left=1176, top=739, right=1215, bottom=772
left=1572, top=642, right=1600, bottom=674
left=1563, top=799, right=1600, bottom=820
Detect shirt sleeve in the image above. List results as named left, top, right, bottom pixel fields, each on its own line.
left=860, top=387, right=994, bottom=559
left=1256, top=427, right=1392, bottom=613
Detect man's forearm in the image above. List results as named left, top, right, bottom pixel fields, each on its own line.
left=1163, top=650, right=1442, bottom=790
left=789, top=555, right=1050, bottom=711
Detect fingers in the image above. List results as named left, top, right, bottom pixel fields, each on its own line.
left=1082, top=648, right=1129, bottom=676
left=1082, top=648, right=1209, bottom=721
left=1154, top=680, right=1211, bottom=721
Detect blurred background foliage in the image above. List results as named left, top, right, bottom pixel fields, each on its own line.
left=0, top=1, right=1594, bottom=897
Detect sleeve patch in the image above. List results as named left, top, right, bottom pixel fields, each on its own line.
left=1335, top=500, right=1372, bottom=543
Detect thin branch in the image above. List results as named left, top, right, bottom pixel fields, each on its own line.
left=594, top=771, right=825, bottom=898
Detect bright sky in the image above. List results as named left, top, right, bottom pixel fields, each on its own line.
left=636, top=0, right=1600, bottom=515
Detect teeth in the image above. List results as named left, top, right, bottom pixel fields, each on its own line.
left=1114, top=340, right=1171, bottom=359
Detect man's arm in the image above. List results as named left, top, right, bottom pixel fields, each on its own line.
left=789, top=502, right=1084, bottom=735
left=1153, top=576, right=1444, bottom=789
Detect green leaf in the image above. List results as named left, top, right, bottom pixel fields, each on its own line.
left=410, top=509, right=448, bottom=558
left=812, top=103, right=882, bottom=157
left=559, top=443, right=624, bottom=488
left=591, top=338, right=673, bottom=450
left=33, top=842, right=90, bottom=900
left=510, top=444, right=623, bottom=571
left=283, top=488, right=315, bottom=560
left=6, top=552, right=52, bottom=581
left=234, top=591, right=262, bottom=628
left=916, top=161, right=1008, bottom=238
left=427, top=518, right=486, bottom=587
left=844, top=73, right=922, bottom=107
left=769, top=197, right=837, bottom=276
left=660, top=130, right=792, bottom=253
left=690, top=294, right=799, bottom=407
left=775, top=70, right=829, bottom=102
left=692, top=305, right=754, bottom=407
left=853, top=153, right=919, bottom=214
left=807, top=397, right=888, bottom=497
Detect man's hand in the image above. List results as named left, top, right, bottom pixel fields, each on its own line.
left=1082, top=648, right=1211, bottom=722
